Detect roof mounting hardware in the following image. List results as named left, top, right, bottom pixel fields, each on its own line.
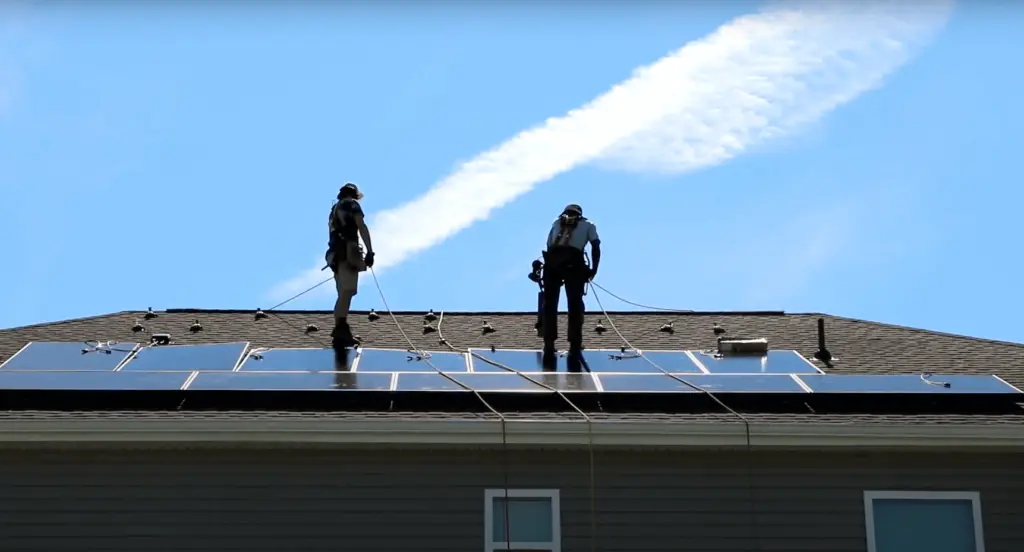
left=305, top=324, right=319, bottom=334
left=367, top=309, right=380, bottom=322
left=490, top=345, right=496, bottom=353
left=254, top=309, right=268, bottom=321
left=150, top=333, right=172, bottom=346
left=189, top=320, right=203, bottom=333
left=717, top=337, right=768, bottom=355
left=712, top=323, right=726, bottom=336
left=143, top=307, right=158, bottom=320
left=659, top=322, right=674, bottom=334
left=422, top=322, right=437, bottom=334
left=437, top=337, right=449, bottom=346
left=482, top=321, right=496, bottom=335
left=131, top=320, right=145, bottom=333
left=595, top=320, right=607, bottom=334
left=813, top=317, right=835, bottom=368
left=424, top=310, right=438, bottom=322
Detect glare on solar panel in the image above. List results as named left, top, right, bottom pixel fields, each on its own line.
left=119, top=342, right=249, bottom=372
left=0, top=341, right=138, bottom=371
left=690, top=350, right=821, bottom=374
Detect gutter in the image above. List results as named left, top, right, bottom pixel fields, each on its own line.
left=0, top=419, right=1023, bottom=448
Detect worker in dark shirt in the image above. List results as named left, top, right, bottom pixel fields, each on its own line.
left=541, top=204, right=600, bottom=361
left=325, top=183, right=375, bottom=347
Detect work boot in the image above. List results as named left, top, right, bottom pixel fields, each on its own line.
left=331, top=321, right=355, bottom=349
left=541, top=342, right=557, bottom=368
left=566, top=344, right=584, bottom=372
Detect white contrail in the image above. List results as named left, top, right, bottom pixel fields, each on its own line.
left=268, top=0, right=953, bottom=302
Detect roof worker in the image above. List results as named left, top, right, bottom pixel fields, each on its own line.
left=325, top=182, right=375, bottom=348
left=541, top=203, right=600, bottom=362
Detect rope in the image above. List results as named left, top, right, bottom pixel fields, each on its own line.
left=588, top=283, right=762, bottom=551
left=588, top=281, right=694, bottom=313
left=367, top=268, right=514, bottom=550
left=436, top=311, right=598, bottom=552
left=265, top=275, right=336, bottom=349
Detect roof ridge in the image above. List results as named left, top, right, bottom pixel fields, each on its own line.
left=164, top=308, right=788, bottom=316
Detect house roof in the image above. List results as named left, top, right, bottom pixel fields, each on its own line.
left=1, top=308, right=1023, bottom=443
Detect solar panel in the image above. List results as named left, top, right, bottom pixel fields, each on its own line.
left=0, top=341, right=138, bottom=371
left=118, top=342, right=249, bottom=372
left=237, top=348, right=354, bottom=372
left=581, top=350, right=703, bottom=374
left=186, top=371, right=394, bottom=391
left=690, top=350, right=821, bottom=374
left=688, top=374, right=808, bottom=393
left=469, top=349, right=549, bottom=373
left=355, top=348, right=468, bottom=373
left=797, top=374, right=1023, bottom=394
left=394, top=373, right=469, bottom=392
left=446, top=373, right=551, bottom=392
left=596, top=374, right=701, bottom=393
left=0, top=370, right=190, bottom=390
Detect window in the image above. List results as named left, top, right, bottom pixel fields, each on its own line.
left=864, top=491, right=985, bottom=552
left=484, top=489, right=561, bottom=552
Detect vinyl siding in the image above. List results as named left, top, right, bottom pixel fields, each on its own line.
left=0, top=447, right=1021, bottom=552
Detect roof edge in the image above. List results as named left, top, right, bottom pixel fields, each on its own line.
left=1, top=419, right=1022, bottom=448
left=163, top=308, right=787, bottom=316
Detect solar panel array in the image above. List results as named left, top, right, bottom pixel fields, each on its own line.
left=0, top=341, right=1020, bottom=396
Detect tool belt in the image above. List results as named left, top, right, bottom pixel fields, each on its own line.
left=542, top=246, right=588, bottom=276
left=326, top=240, right=367, bottom=272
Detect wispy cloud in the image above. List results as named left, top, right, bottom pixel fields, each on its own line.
left=268, top=1, right=953, bottom=302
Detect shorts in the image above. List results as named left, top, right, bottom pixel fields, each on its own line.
left=334, top=263, right=359, bottom=295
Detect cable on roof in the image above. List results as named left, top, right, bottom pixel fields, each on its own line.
left=367, top=267, right=516, bottom=550
left=587, top=281, right=695, bottom=313
left=588, top=283, right=763, bottom=551
left=261, top=275, right=337, bottom=349
left=436, top=311, right=599, bottom=552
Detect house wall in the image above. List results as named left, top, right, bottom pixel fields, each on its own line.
left=0, top=446, right=1020, bottom=552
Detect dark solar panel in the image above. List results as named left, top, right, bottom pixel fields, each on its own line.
left=0, top=370, right=190, bottom=391
left=355, top=348, right=468, bottom=373
left=119, top=343, right=249, bottom=372
left=690, top=350, right=821, bottom=374
left=237, top=348, right=354, bottom=372
left=186, top=371, right=394, bottom=391
left=0, top=341, right=137, bottom=371
left=797, top=374, right=1022, bottom=394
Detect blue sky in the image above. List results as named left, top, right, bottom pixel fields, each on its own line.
left=1, top=1, right=1021, bottom=344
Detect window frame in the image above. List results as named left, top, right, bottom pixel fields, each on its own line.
left=863, top=490, right=985, bottom=552
left=483, top=488, right=561, bottom=552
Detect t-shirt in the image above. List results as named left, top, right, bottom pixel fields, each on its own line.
left=329, top=199, right=363, bottom=244
left=547, top=217, right=599, bottom=251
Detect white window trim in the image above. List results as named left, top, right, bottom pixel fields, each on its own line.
left=863, top=490, right=985, bottom=552
left=483, top=488, right=561, bottom=552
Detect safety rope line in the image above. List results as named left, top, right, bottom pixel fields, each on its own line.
left=367, top=268, right=514, bottom=551
left=436, top=311, right=598, bottom=552
left=588, top=284, right=762, bottom=551
left=263, top=275, right=337, bottom=349
left=588, top=281, right=694, bottom=313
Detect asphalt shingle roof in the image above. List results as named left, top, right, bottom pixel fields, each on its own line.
left=1, top=309, right=1022, bottom=426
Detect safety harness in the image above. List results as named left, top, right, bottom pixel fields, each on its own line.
left=325, top=199, right=367, bottom=272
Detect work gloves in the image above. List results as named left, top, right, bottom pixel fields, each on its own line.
left=365, top=251, right=375, bottom=268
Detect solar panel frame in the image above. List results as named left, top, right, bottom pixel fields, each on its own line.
left=354, top=347, right=469, bottom=373
left=117, top=342, right=251, bottom=372
left=688, top=349, right=824, bottom=375
left=236, top=347, right=356, bottom=372
left=0, top=341, right=140, bottom=372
